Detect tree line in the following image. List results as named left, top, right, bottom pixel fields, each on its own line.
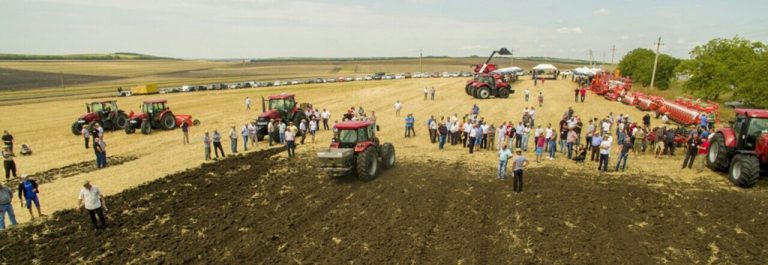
left=618, top=36, right=767, bottom=108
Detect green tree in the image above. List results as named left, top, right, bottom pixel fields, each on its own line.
left=618, top=48, right=679, bottom=89
left=676, top=37, right=767, bottom=100
left=736, top=52, right=768, bottom=107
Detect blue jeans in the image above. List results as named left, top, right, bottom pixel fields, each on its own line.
left=599, top=154, right=609, bottom=171
left=498, top=160, right=508, bottom=179
left=615, top=152, right=629, bottom=171
left=567, top=142, right=574, bottom=158
left=521, top=134, right=529, bottom=151
left=279, top=132, right=286, bottom=144
left=438, top=135, right=446, bottom=149
left=0, top=203, right=17, bottom=230
left=559, top=139, right=566, bottom=153
left=230, top=139, right=238, bottom=153
left=548, top=140, right=556, bottom=158
left=242, top=136, right=249, bottom=150
left=95, top=152, right=107, bottom=168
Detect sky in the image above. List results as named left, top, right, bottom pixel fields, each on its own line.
left=1, top=0, right=767, bottom=60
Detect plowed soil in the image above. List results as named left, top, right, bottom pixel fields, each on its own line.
left=0, top=67, right=117, bottom=91
left=1, top=148, right=766, bottom=264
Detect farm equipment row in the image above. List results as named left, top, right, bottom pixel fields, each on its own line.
left=71, top=99, right=199, bottom=136
left=464, top=48, right=516, bottom=100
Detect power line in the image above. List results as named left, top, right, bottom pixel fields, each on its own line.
left=650, top=37, right=665, bottom=89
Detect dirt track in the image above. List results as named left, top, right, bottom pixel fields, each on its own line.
left=1, top=148, right=766, bottom=264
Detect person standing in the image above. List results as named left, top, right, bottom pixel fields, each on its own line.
left=430, top=87, right=436, bottom=100
left=615, top=138, right=633, bottom=171
left=228, top=126, right=238, bottom=154
left=423, top=87, right=428, bottom=100
left=590, top=131, right=602, bottom=161
left=245, top=96, right=251, bottom=110
left=241, top=124, right=250, bottom=151
left=77, top=181, right=107, bottom=230
left=285, top=124, right=296, bottom=158
left=468, top=124, right=479, bottom=154
left=633, top=127, right=646, bottom=154
left=81, top=125, right=91, bottom=149
left=598, top=135, right=612, bottom=172
left=567, top=129, right=578, bottom=159
left=524, top=88, right=530, bottom=102
left=203, top=131, right=212, bottom=160
left=278, top=122, right=287, bottom=144
left=428, top=116, right=438, bottom=143
left=212, top=130, right=225, bottom=159
left=481, top=122, right=490, bottom=149
left=537, top=91, right=544, bottom=107
left=2, top=147, right=16, bottom=180
left=404, top=114, right=415, bottom=138
left=2, top=131, right=13, bottom=154
left=450, top=121, right=460, bottom=146
left=394, top=100, right=402, bottom=117
left=437, top=122, right=448, bottom=150
left=322, top=109, right=331, bottom=130
left=266, top=120, right=275, bottom=146
left=535, top=133, right=546, bottom=163
left=18, top=175, right=43, bottom=219
left=497, top=145, right=513, bottom=179
left=93, top=137, right=105, bottom=169
left=574, top=87, right=580, bottom=102
left=699, top=113, right=709, bottom=131
left=512, top=149, right=530, bottom=193
left=181, top=120, right=190, bottom=145
left=299, top=119, right=307, bottom=145
left=309, top=118, right=317, bottom=144
left=682, top=134, right=704, bottom=169
left=515, top=122, right=524, bottom=149
left=0, top=182, right=17, bottom=230
left=643, top=113, right=651, bottom=129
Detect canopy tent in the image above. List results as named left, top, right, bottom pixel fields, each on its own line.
left=492, top=66, right=523, bottom=74
left=532, top=64, right=558, bottom=71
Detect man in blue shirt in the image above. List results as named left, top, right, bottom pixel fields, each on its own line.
left=699, top=114, right=708, bottom=130
left=404, top=114, right=415, bottom=138
left=497, top=145, right=513, bottom=180
left=18, top=175, right=44, bottom=219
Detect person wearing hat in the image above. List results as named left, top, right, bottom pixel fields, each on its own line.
left=512, top=148, right=529, bottom=193
left=497, top=145, right=513, bottom=180
left=598, top=134, right=613, bottom=172
left=77, top=180, right=107, bottom=230
left=0, top=181, right=17, bottom=230
left=17, top=175, right=44, bottom=219
left=2, top=146, right=16, bottom=180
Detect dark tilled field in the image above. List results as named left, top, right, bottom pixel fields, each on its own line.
left=0, top=67, right=118, bottom=91
left=1, top=148, right=767, bottom=264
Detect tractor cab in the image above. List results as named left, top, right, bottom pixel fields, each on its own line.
left=731, top=110, right=768, bottom=150
left=141, top=100, right=169, bottom=119
left=332, top=121, right=379, bottom=149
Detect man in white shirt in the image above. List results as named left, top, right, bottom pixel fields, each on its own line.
left=463, top=122, right=472, bottom=147
left=598, top=135, right=613, bottom=172
left=529, top=107, right=537, bottom=128
left=524, top=88, right=530, bottom=102
left=321, top=109, right=331, bottom=130
left=468, top=124, right=479, bottom=154
left=245, top=97, right=251, bottom=110
left=481, top=123, right=490, bottom=149
left=77, top=181, right=107, bottom=230
left=394, top=100, right=402, bottom=117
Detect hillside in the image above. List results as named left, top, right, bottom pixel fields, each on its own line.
left=0, top=52, right=175, bottom=60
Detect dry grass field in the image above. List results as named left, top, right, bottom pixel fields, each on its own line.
left=0, top=60, right=766, bottom=263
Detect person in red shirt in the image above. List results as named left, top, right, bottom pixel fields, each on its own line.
left=579, top=87, right=587, bottom=102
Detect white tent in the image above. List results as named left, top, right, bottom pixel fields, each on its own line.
left=532, top=64, right=558, bottom=71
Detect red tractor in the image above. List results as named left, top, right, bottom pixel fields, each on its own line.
left=254, top=93, right=312, bottom=141
left=707, top=108, right=768, bottom=187
left=464, top=48, right=514, bottom=99
left=316, top=120, right=395, bottom=180
left=71, top=100, right=129, bottom=135
left=125, top=99, right=199, bottom=135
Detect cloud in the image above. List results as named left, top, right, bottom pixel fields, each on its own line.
left=460, top=45, right=489, bottom=51
left=556, top=27, right=583, bottom=34
left=593, top=8, right=610, bottom=15
left=617, top=35, right=630, bottom=40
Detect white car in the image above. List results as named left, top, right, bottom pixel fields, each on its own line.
left=441, top=72, right=450, bottom=78
left=273, top=81, right=282, bottom=86
left=364, top=75, right=373, bottom=80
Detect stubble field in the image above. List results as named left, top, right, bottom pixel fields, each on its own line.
left=0, top=60, right=766, bottom=263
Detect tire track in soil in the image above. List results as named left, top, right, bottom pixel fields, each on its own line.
left=7, top=155, right=139, bottom=186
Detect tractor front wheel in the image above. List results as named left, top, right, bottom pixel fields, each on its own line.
left=380, top=143, right=396, bottom=169
left=193, top=119, right=201, bottom=126
left=71, top=122, right=83, bottom=135
left=114, top=113, right=129, bottom=129
left=498, top=88, right=510, bottom=98
left=477, top=87, right=491, bottom=99
left=140, top=120, right=152, bottom=135
left=125, top=122, right=135, bottom=134
left=729, top=154, right=760, bottom=188
left=465, top=84, right=472, bottom=95
left=706, top=133, right=729, bottom=171
left=160, top=113, right=176, bottom=130
left=356, top=148, right=378, bottom=181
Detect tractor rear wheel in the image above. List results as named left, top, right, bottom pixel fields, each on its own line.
left=356, top=148, right=378, bottom=181
left=729, top=154, right=760, bottom=188
left=477, top=87, right=491, bottom=99
left=160, top=113, right=176, bottom=130
left=140, top=120, right=152, bottom=135
left=706, top=133, right=729, bottom=171
left=498, top=88, right=510, bottom=98
left=71, top=122, right=82, bottom=135
left=380, top=143, right=396, bottom=169
left=114, top=113, right=128, bottom=129
left=465, top=84, right=472, bottom=95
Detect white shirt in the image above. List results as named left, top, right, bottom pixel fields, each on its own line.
left=481, top=124, right=489, bottom=134
left=534, top=128, right=542, bottom=137
left=310, top=120, right=317, bottom=131
left=79, top=186, right=102, bottom=210
left=545, top=128, right=554, bottom=139
left=394, top=102, right=401, bottom=110
left=463, top=123, right=472, bottom=133
left=469, top=127, right=478, bottom=138
left=662, top=115, right=669, bottom=123
left=429, top=120, right=438, bottom=130
left=524, top=89, right=530, bottom=95
left=602, top=121, right=611, bottom=132
left=599, top=137, right=613, bottom=154
left=450, top=123, right=459, bottom=133
left=567, top=119, right=577, bottom=129
left=245, top=98, right=251, bottom=105
left=529, top=110, right=536, bottom=119
left=322, top=111, right=331, bottom=119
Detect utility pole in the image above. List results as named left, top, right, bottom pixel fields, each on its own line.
left=610, top=45, right=616, bottom=65
left=419, top=49, right=423, bottom=73
left=510, top=48, right=514, bottom=66
left=588, top=49, right=594, bottom=68
left=650, top=37, right=664, bottom=89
